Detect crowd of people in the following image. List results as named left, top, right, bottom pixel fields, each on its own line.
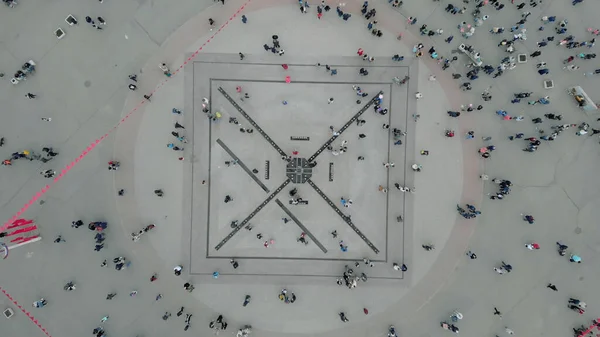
left=385, top=0, right=597, bottom=335
left=6, top=0, right=600, bottom=336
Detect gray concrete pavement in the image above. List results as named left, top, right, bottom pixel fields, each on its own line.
left=1, top=0, right=600, bottom=336
left=185, top=55, right=408, bottom=275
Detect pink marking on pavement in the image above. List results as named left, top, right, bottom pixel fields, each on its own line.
left=0, top=286, right=53, bottom=337
left=0, top=0, right=252, bottom=233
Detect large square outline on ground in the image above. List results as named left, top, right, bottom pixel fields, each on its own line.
left=182, top=55, right=414, bottom=280
left=206, top=79, right=393, bottom=259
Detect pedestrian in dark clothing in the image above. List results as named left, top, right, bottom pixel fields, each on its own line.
left=547, top=284, right=558, bottom=291
left=530, top=50, right=542, bottom=57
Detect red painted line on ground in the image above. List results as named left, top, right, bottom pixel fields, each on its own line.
left=7, top=219, right=34, bottom=229
left=578, top=319, right=600, bottom=337
left=0, top=286, right=53, bottom=337
left=0, top=0, right=252, bottom=233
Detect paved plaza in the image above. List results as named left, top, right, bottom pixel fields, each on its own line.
left=183, top=54, right=413, bottom=279
left=1, top=0, right=600, bottom=337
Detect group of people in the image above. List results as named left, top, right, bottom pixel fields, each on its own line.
left=2, top=147, right=58, bottom=167
left=278, top=289, right=297, bottom=304
left=456, top=204, right=481, bottom=219
left=337, top=264, right=368, bottom=289
left=16, top=0, right=600, bottom=335
left=87, top=221, right=108, bottom=251
left=486, top=178, right=512, bottom=200
left=262, top=34, right=284, bottom=56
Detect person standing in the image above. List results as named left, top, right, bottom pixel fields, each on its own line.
left=159, top=63, right=171, bottom=76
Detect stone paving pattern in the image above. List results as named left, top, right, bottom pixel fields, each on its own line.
left=183, top=55, right=410, bottom=278
left=0, top=0, right=599, bottom=336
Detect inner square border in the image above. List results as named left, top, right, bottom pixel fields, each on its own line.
left=186, top=59, right=414, bottom=279
left=206, top=80, right=395, bottom=259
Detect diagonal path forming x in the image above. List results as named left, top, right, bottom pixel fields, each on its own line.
left=215, top=139, right=327, bottom=253
left=215, top=179, right=291, bottom=250
left=304, top=91, right=384, bottom=253
left=218, top=87, right=288, bottom=158
left=216, top=88, right=385, bottom=254
left=307, top=91, right=383, bottom=162
left=307, top=179, right=379, bottom=254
